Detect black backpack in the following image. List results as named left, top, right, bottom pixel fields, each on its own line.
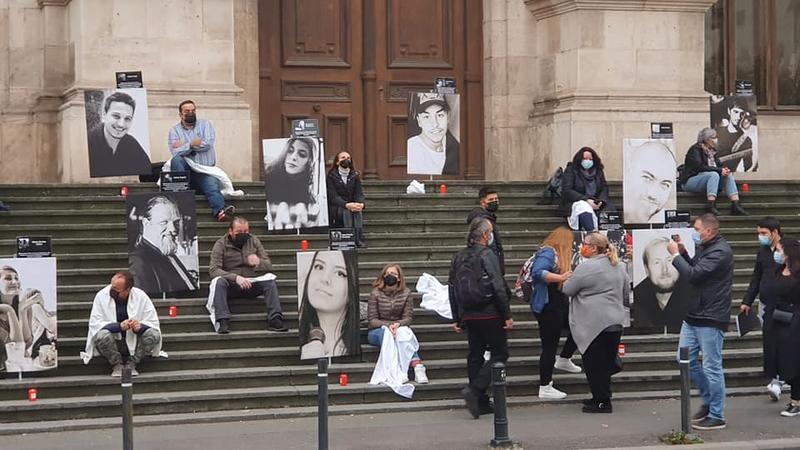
left=539, top=167, right=564, bottom=205
left=453, top=248, right=494, bottom=311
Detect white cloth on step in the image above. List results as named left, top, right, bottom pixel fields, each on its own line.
left=163, top=157, right=245, bottom=197
left=415, top=273, right=452, bottom=320
left=205, top=273, right=277, bottom=331
left=369, top=326, right=418, bottom=398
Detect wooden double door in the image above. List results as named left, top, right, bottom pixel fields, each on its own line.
left=258, top=0, right=484, bottom=179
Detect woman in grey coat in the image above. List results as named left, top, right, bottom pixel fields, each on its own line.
left=562, top=232, right=629, bottom=413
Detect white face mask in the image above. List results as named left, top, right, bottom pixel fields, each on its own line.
left=488, top=233, right=495, bottom=246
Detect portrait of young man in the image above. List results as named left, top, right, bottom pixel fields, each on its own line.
left=710, top=94, right=758, bottom=172
left=406, top=92, right=460, bottom=175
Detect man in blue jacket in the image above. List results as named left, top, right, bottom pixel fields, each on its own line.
left=667, top=213, right=733, bottom=431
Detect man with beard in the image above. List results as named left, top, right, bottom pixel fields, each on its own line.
left=624, top=141, right=675, bottom=224
left=129, top=195, right=198, bottom=294
left=633, top=237, right=692, bottom=329
left=406, top=93, right=459, bottom=175
left=87, top=91, right=151, bottom=177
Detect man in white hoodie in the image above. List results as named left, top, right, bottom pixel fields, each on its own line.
left=82, top=271, right=162, bottom=377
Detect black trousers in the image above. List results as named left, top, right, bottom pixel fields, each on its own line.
left=790, top=377, right=800, bottom=401
left=465, top=318, right=509, bottom=398
left=582, top=330, right=623, bottom=402
left=535, top=303, right=578, bottom=385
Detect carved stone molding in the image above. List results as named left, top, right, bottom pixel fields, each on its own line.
left=526, top=0, right=716, bottom=20
left=37, top=0, right=71, bottom=8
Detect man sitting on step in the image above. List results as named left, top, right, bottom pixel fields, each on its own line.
left=81, top=271, right=163, bottom=377
left=208, top=217, right=288, bottom=334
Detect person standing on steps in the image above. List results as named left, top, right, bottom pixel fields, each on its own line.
left=466, top=187, right=505, bottom=274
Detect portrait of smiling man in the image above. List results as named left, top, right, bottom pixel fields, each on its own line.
left=85, top=89, right=152, bottom=178
left=406, top=92, right=460, bottom=175
left=623, top=139, right=677, bottom=224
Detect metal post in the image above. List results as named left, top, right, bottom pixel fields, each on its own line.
left=318, top=358, right=329, bottom=450
left=490, top=362, right=513, bottom=448
left=679, top=346, right=691, bottom=434
left=121, top=365, right=134, bottom=450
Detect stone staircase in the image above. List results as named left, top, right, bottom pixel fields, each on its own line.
left=0, top=180, right=794, bottom=434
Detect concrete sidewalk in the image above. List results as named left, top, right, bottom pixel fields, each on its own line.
left=2, top=394, right=800, bottom=449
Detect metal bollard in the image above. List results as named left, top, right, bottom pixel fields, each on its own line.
left=121, top=365, right=134, bottom=450
left=318, top=358, right=329, bottom=450
left=679, top=346, right=691, bottom=433
left=490, top=362, right=513, bottom=448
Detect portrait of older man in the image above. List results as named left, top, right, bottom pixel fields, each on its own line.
left=633, top=235, right=693, bottom=329
left=406, top=92, right=460, bottom=175
left=127, top=193, right=199, bottom=294
left=623, top=139, right=677, bottom=225
left=85, top=89, right=152, bottom=178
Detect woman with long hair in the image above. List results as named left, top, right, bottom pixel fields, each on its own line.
left=760, top=238, right=800, bottom=417
left=562, top=232, right=628, bottom=413
left=298, top=251, right=360, bottom=359
left=557, top=147, right=615, bottom=231
left=529, top=227, right=580, bottom=399
left=265, top=137, right=322, bottom=229
left=327, top=151, right=366, bottom=247
left=367, top=264, right=428, bottom=383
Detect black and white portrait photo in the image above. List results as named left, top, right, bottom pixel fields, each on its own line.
left=84, top=88, right=152, bottom=178
left=0, top=258, right=58, bottom=372
left=406, top=92, right=460, bottom=175
left=297, top=250, right=359, bottom=360
left=623, top=139, right=677, bottom=225
left=632, top=229, right=696, bottom=329
left=126, top=192, right=199, bottom=295
left=710, top=94, right=758, bottom=172
left=263, top=137, right=329, bottom=230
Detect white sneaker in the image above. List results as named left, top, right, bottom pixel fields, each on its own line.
left=110, top=364, right=123, bottom=378
left=768, top=380, right=782, bottom=402
left=538, top=381, right=567, bottom=399
left=554, top=357, right=582, bottom=373
left=414, top=364, right=429, bottom=384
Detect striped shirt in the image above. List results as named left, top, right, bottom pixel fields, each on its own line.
left=168, top=119, right=217, bottom=166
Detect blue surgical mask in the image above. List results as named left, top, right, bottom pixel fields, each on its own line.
left=581, top=159, right=594, bottom=170
left=758, top=235, right=771, bottom=246
left=774, top=250, right=785, bottom=265
left=691, top=230, right=702, bottom=245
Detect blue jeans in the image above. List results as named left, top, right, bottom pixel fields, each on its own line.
left=169, top=156, right=225, bottom=216
left=367, top=327, right=421, bottom=362
left=683, top=171, right=738, bottom=198
left=678, top=322, right=726, bottom=420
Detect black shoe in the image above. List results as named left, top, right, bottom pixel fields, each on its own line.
left=705, top=200, right=720, bottom=215
left=461, top=387, right=481, bottom=419
left=267, top=317, right=288, bottom=332
left=781, top=403, right=800, bottom=417
left=692, top=416, right=726, bottom=430
left=730, top=201, right=749, bottom=216
left=217, top=319, right=230, bottom=334
left=582, top=399, right=612, bottom=414
left=691, top=404, right=710, bottom=423
left=582, top=398, right=595, bottom=406
left=216, top=205, right=235, bottom=222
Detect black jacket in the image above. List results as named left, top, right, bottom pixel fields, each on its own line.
left=326, top=169, right=365, bottom=227
left=672, top=233, right=733, bottom=330
left=760, top=268, right=800, bottom=380
left=466, top=207, right=505, bottom=274
left=743, top=245, right=781, bottom=307
left=557, top=162, right=614, bottom=216
left=633, top=277, right=694, bottom=330
left=448, top=244, right=511, bottom=324
left=680, top=143, right=722, bottom=185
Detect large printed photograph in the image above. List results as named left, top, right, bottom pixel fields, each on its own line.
left=263, top=137, right=329, bottom=230
left=84, top=88, right=152, bottom=178
left=710, top=94, right=758, bottom=172
left=297, top=250, right=359, bottom=360
left=407, top=92, right=460, bottom=175
left=0, top=258, right=58, bottom=372
left=126, top=192, right=200, bottom=295
left=622, top=139, right=677, bottom=225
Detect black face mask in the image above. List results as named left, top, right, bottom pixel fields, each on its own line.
left=110, top=289, right=121, bottom=301
left=486, top=201, right=499, bottom=213
left=383, top=275, right=398, bottom=287
left=339, top=158, right=352, bottom=169
left=232, top=233, right=250, bottom=249
left=184, top=113, right=197, bottom=125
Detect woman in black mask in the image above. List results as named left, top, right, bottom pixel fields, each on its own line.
left=367, top=264, right=428, bottom=383
left=326, top=151, right=366, bottom=247
left=557, top=147, right=615, bottom=231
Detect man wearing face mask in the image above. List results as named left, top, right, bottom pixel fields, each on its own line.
left=667, top=213, right=733, bottom=430
left=167, top=100, right=235, bottom=222
left=741, top=217, right=785, bottom=400
left=208, top=217, right=287, bottom=334
left=82, top=271, right=162, bottom=377
left=466, top=187, right=505, bottom=274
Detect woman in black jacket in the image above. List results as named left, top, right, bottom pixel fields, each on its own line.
left=327, top=151, right=366, bottom=247
left=680, top=127, right=748, bottom=216
left=760, top=238, right=800, bottom=417
left=557, top=147, right=615, bottom=231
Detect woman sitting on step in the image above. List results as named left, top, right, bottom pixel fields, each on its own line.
left=367, top=264, right=428, bottom=383
left=326, top=151, right=367, bottom=247
left=558, top=147, right=615, bottom=232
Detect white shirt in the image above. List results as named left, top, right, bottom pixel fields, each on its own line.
left=407, top=135, right=446, bottom=175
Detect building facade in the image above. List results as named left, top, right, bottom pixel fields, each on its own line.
left=1, top=0, right=798, bottom=183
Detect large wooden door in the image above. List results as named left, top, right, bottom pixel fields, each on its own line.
left=259, top=0, right=483, bottom=179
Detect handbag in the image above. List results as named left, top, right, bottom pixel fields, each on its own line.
left=772, top=309, right=794, bottom=324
